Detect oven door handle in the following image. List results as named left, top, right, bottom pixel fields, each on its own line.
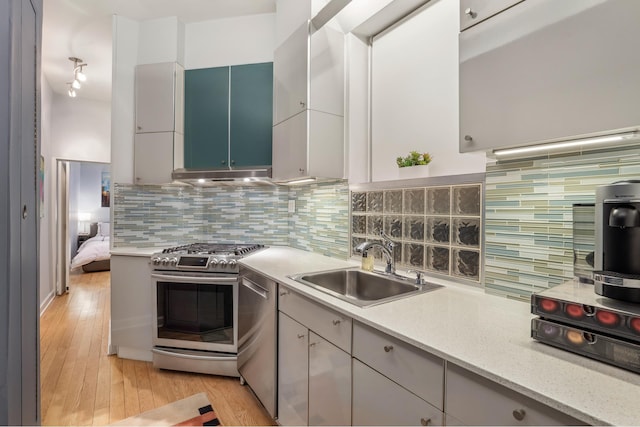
left=152, top=347, right=236, bottom=361
left=151, top=273, right=237, bottom=284
left=241, top=277, right=269, bottom=299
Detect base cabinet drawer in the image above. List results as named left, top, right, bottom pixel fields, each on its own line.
left=353, top=359, right=444, bottom=426
left=353, top=321, right=444, bottom=409
left=445, top=364, right=586, bottom=426
left=279, top=286, right=352, bottom=352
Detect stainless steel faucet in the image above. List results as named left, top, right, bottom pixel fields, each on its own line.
left=355, top=231, right=397, bottom=274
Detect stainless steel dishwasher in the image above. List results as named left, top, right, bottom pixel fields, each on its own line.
left=238, top=265, right=277, bottom=419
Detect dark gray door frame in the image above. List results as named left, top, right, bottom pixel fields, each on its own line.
left=0, top=0, right=42, bottom=424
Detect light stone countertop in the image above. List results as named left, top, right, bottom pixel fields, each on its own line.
left=240, top=246, right=640, bottom=426
left=110, top=246, right=165, bottom=257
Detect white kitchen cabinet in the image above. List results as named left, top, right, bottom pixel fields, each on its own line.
left=352, top=322, right=444, bottom=410
left=135, top=62, right=184, bottom=134
left=134, top=62, right=184, bottom=184
left=308, top=331, right=351, bottom=426
left=445, top=363, right=585, bottom=426
left=352, top=359, right=443, bottom=426
left=110, top=254, right=153, bottom=361
left=278, top=286, right=352, bottom=426
left=278, top=312, right=309, bottom=426
left=272, top=110, right=344, bottom=182
left=272, top=21, right=344, bottom=182
left=134, top=132, right=184, bottom=184
left=459, top=0, right=522, bottom=31
left=459, top=0, right=640, bottom=153
left=352, top=321, right=444, bottom=426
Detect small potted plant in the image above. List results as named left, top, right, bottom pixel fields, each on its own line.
left=396, top=151, right=432, bottom=178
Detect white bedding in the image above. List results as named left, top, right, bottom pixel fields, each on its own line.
left=71, top=235, right=110, bottom=270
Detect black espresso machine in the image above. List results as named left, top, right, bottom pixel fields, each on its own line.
left=531, top=181, right=640, bottom=374
left=593, top=180, right=640, bottom=303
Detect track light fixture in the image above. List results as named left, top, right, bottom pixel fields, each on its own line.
left=67, top=56, right=88, bottom=97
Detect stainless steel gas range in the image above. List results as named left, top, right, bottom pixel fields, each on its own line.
left=150, top=243, right=265, bottom=377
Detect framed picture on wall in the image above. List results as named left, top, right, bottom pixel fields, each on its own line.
left=101, top=171, right=110, bottom=207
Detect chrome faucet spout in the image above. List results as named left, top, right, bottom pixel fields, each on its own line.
left=355, top=231, right=397, bottom=274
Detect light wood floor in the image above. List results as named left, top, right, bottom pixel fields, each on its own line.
left=40, top=270, right=274, bottom=426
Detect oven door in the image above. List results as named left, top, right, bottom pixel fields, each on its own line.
left=151, top=271, right=238, bottom=353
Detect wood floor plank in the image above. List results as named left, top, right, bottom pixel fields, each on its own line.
left=40, top=271, right=274, bottom=426
left=122, top=358, right=141, bottom=418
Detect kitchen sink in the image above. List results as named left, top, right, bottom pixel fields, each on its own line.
left=289, top=268, right=442, bottom=307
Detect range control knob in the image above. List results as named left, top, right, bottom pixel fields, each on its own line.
left=219, top=259, right=228, bottom=268
left=161, top=257, right=169, bottom=266
left=151, top=256, right=161, bottom=265
left=228, top=259, right=237, bottom=268
left=169, top=257, right=178, bottom=266
left=209, top=258, right=219, bottom=267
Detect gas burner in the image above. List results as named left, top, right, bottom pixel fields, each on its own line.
left=161, top=243, right=264, bottom=255
left=153, top=243, right=266, bottom=273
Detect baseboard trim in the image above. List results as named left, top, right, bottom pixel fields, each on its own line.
left=40, top=291, right=55, bottom=316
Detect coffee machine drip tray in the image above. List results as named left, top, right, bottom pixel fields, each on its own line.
left=594, top=271, right=640, bottom=303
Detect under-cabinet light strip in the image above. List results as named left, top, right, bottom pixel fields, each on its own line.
left=493, top=131, right=639, bottom=157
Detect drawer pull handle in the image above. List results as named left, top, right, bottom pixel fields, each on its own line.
left=512, top=409, right=526, bottom=421
left=309, top=342, right=317, bottom=348
left=297, top=334, right=305, bottom=339
left=333, top=319, right=341, bottom=326
left=420, top=418, right=431, bottom=426
left=384, top=345, right=394, bottom=352
left=464, top=8, right=476, bottom=18
left=280, top=290, right=290, bottom=296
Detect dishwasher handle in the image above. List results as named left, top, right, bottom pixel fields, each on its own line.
left=241, top=277, right=269, bottom=299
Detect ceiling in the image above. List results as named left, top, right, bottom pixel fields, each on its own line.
left=42, top=0, right=276, bottom=102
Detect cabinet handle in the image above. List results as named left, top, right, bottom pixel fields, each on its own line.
left=420, top=418, right=431, bottom=426
left=512, top=409, right=526, bottom=421
left=383, top=345, right=393, bottom=352
left=464, top=135, right=473, bottom=142
left=464, top=7, right=476, bottom=18
left=137, top=126, right=142, bottom=130
left=300, top=101, right=305, bottom=108
left=231, top=160, right=235, bottom=165
left=299, top=168, right=305, bottom=173
left=279, top=290, right=290, bottom=296
left=309, top=342, right=317, bottom=348
left=332, top=319, right=341, bottom=326
left=297, top=334, right=305, bottom=339
left=221, top=160, right=227, bottom=165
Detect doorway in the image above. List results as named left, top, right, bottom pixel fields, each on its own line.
left=55, top=159, right=110, bottom=295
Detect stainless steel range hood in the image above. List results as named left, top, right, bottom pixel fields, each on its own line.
left=171, top=167, right=273, bottom=186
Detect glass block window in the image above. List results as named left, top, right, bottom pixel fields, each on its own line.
left=350, top=183, right=483, bottom=283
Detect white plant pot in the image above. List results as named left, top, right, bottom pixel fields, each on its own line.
left=398, top=164, right=430, bottom=179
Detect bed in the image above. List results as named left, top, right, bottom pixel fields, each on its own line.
left=71, top=222, right=111, bottom=272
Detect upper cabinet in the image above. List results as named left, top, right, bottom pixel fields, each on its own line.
left=135, top=62, right=184, bottom=134
left=134, top=62, right=184, bottom=184
left=459, top=0, right=640, bottom=153
left=184, top=63, right=273, bottom=169
left=272, top=21, right=345, bottom=182
left=459, top=0, right=522, bottom=31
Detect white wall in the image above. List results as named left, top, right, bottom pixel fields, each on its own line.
left=138, top=17, right=185, bottom=66
left=39, top=76, right=111, bottom=309
left=77, top=162, right=111, bottom=223
left=370, top=0, right=486, bottom=181
left=184, top=14, right=276, bottom=69
left=50, top=95, right=111, bottom=162
left=111, top=15, right=139, bottom=184
left=39, top=77, right=54, bottom=311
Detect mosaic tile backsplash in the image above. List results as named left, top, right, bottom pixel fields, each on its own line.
left=484, top=146, right=640, bottom=301
left=113, top=181, right=349, bottom=259
left=351, top=183, right=483, bottom=282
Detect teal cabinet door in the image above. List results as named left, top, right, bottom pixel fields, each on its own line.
left=230, top=63, right=273, bottom=167
left=184, top=67, right=229, bottom=169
